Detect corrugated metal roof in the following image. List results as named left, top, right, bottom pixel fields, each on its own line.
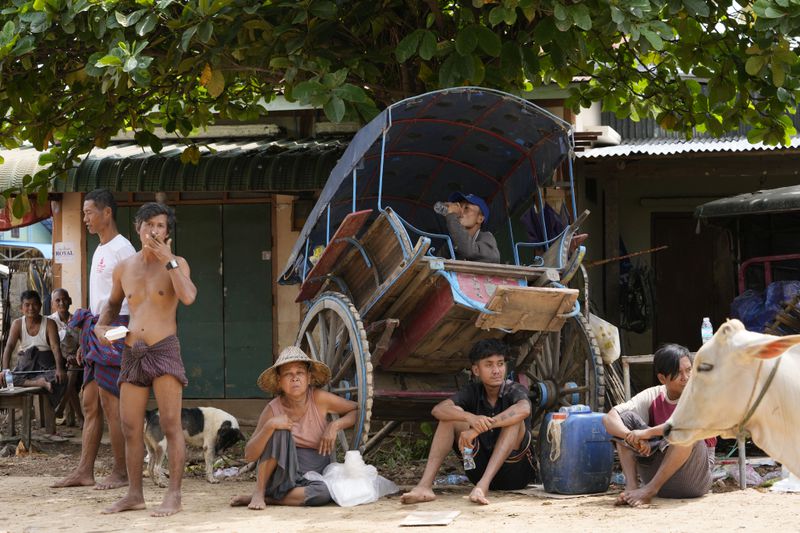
left=576, top=135, right=800, bottom=159
left=1, top=137, right=348, bottom=193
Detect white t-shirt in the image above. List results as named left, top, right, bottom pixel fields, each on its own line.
left=90, top=234, right=136, bottom=316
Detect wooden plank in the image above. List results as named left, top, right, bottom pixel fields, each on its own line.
left=474, top=285, right=578, bottom=332
left=604, top=177, right=620, bottom=323
left=432, top=257, right=558, bottom=282
left=296, top=209, right=372, bottom=302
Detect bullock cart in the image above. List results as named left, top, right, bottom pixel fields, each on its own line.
left=278, top=88, right=604, bottom=452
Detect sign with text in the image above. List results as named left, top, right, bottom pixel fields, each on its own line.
left=54, top=242, right=76, bottom=264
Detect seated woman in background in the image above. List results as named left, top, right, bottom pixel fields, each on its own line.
left=230, top=346, right=358, bottom=509
left=1, top=290, right=66, bottom=403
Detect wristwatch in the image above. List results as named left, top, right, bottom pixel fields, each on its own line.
left=165, top=258, right=179, bottom=271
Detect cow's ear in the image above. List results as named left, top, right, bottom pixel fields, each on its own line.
left=752, top=335, right=800, bottom=360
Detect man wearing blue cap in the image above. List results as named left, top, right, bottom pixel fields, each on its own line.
left=435, top=192, right=500, bottom=263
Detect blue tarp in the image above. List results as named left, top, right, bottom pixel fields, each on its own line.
left=279, top=87, right=572, bottom=283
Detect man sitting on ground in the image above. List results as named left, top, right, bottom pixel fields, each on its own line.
left=401, top=339, right=534, bottom=505
left=435, top=192, right=500, bottom=263
left=603, top=343, right=716, bottom=507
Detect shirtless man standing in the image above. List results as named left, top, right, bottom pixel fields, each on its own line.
left=52, top=189, right=135, bottom=490
left=95, top=202, right=196, bottom=517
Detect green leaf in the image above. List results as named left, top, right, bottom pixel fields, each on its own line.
left=610, top=6, right=625, bottom=24
left=570, top=5, right=592, bottom=30
left=771, top=62, right=786, bottom=87
left=395, top=30, right=422, bottom=62
left=419, top=30, right=436, bottom=60
left=181, top=25, right=197, bottom=52
left=37, top=152, right=57, bottom=165
left=745, top=55, right=766, bottom=76
left=33, top=0, right=46, bottom=10
left=207, top=69, right=225, bottom=98
left=456, top=27, right=478, bottom=56
left=310, top=0, right=337, bottom=19
left=181, top=145, right=201, bottom=165
left=682, top=0, right=710, bottom=17
left=475, top=26, right=501, bottom=57
left=197, top=20, right=213, bottom=43
left=293, top=80, right=326, bottom=102
left=96, top=55, right=123, bottom=67
left=746, top=127, right=767, bottom=144
left=323, top=95, right=346, bottom=122
left=641, top=28, right=663, bottom=50
left=136, top=13, right=158, bottom=37
left=488, top=6, right=506, bottom=27
left=554, top=3, right=568, bottom=22
left=123, top=56, right=138, bottom=72
left=333, top=83, right=369, bottom=103
left=322, top=68, right=347, bottom=88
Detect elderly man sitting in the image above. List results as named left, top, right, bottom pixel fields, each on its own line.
left=231, top=346, right=358, bottom=509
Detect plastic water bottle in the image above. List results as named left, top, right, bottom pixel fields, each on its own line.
left=463, top=447, right=476, bottom=471
left=434, top=201, right=449, bottom=216
left=701, top=317, right=713, bottom=345
left=4, top=369, right=14, bottom=390
left=435, top=474, right=469, bottom=485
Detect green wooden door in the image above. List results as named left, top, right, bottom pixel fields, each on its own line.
left=84, top=202, right=272, bottom=399
left=223, top=204, right=273, bottom=398
left=176, top=205, right=225, bottom=398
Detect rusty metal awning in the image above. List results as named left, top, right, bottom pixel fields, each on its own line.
left=1, top=138, right=348, bottom=194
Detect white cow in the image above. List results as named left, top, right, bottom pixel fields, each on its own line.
left=665, top=319, right=800, bottom=477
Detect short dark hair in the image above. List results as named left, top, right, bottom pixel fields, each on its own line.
left=468, top=338, right=510, bottom=365
left=653, top=343, right=692, bottom=380
left=85, top=188, right=117, bottom=217
left=135, top=202, right=176, bottom=237
left=20, top=290, right=41, bottom=304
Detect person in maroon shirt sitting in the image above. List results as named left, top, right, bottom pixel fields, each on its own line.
left=603, top=343, right=716, bottom=507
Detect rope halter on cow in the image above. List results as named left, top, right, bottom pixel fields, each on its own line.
left=667, top=356, right=782, bottom=441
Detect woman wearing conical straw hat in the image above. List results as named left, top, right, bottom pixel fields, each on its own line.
left=230, top=346, right=358, bottom=509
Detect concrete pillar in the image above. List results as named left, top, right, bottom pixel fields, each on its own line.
left=51, top=192, right=86, bottom=308
left=273, top=194, right=302, bottom=353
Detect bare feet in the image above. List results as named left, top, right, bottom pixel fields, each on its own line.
left=400, top=486, right=436, bottom=504
left=469, top=486, right=490, bottom=505
left=102, top=494, right=146, bottom=514
left=230, top=494, right=252, bottom=507
left=51, top=471, right=95, bottom=488
left=151, top=491, right=182, bottom=517
left=247, top=493, right=267, bottom=510
left=616, top=486, right=655, bottom=507
left=95, top=472, right=128, bottom=490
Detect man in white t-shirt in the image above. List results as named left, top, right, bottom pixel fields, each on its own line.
left=53, top=189, right=136, bottom=490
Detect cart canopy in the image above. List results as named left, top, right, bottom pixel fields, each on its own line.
left=279, top=87, right=572, bottom=284
left=695, top=185, right=800, bottom=219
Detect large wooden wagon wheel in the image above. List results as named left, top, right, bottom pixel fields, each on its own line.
left=296, top=291, right=373, bottom=453
left=516, top=313, right=604, bottom=431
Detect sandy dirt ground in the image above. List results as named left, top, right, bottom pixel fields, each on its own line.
left=1, top=475, right=798, bottom=533
left=1, top=429, right=798, bottom=532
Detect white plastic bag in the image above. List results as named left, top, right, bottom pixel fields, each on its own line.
left=304, top=450, right=398, bottom=507
left=589, top=313, right=621, bottom=364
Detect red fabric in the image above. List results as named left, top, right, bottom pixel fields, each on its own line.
left=0, top=197, right=51, bottom=231
left=650, top=391, right=717, bottom=448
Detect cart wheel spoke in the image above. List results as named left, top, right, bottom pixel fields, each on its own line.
left=297, top=292, right=373, bottom=454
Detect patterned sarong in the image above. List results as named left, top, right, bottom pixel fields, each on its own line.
left=119, top=335, right=188, bottom=388
left=69, top=308, right=129, bottom=396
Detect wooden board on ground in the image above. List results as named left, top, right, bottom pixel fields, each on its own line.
left=474, top=285, right=578, bottom=332
left=400, top=510, right=460, bottom=526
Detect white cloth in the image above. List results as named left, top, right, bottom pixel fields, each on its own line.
left=48, top=312, right=70, bottom=342
left=89, top=234, right=135, bottom=316
left=20, top=316, right=51, bottom=351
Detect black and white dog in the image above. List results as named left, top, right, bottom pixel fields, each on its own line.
left=144, top=407, right=245, bottom=486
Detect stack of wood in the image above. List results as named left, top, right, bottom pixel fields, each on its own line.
left=764, top=293, right=800, bottom=336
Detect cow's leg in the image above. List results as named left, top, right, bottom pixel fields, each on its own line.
left=620, top=444, right=694, bottom=507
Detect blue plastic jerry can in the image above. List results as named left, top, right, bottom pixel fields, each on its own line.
left=539, top=405, right=614, bottom=494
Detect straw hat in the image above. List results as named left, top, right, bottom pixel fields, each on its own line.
left=257, top=346, right=332, bottom=394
